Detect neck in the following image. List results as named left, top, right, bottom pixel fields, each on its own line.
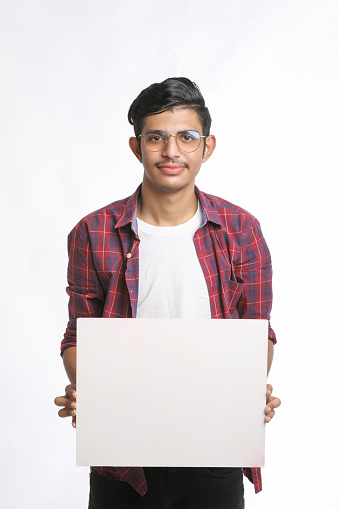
left=137, top=182, right=198, bottom=227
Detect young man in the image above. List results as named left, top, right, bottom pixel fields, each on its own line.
left=55, top=77, right=281, bottom=509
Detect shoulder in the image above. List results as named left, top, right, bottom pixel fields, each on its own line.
left=198, top=189, right=261, bottom=234
left=69, top=194, right=133, bottom=238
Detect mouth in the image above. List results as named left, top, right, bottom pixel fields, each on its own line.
left=156, top=163, right=187, bottom=175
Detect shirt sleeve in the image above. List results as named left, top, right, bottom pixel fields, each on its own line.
left=235, top=217, right=276, bottom=343
left=60, top=223, right=105, bottom=355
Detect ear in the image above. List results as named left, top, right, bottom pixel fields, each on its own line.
left=202, top=135, right=216, bottom=163
left=129, top=137, right=143, bottom=163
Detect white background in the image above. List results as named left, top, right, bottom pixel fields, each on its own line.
left=1, top=1, right=338, bottom=508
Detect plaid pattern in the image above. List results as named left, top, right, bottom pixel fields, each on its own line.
left=62, top=184, right=276, bottom=496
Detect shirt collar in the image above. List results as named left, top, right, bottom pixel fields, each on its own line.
left=194, top=186, right=222, bottom=227
left=114, top=184, right=222, bottom=231
left=114, top=185, right=141, bottom=232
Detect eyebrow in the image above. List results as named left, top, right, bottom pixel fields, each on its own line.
left=144, top=129, right=200, bottom=134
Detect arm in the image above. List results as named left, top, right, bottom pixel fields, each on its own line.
left=267, top=338, right=274, bottom=375
left=235, top=218, right=280, bottom=422
left=56, top=222, right=104, bottom=427
left=63, top=345, right=77, bottom=384
left=235, top=217, right=276, bottom=343
left=61, top=223, right=105, bottom=353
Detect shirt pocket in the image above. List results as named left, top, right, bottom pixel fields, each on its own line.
left=221, top=277, right=244, bottom=315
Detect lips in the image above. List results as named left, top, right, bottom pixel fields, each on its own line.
left=157, top=164, right=186, bottom=175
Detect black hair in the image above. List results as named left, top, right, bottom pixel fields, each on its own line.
left=128, top=77, right=212, bottom=137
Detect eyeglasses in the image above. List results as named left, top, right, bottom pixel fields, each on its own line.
left=138, top=129, right=206, bottom=153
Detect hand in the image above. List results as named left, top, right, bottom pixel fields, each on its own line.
left=265, top=383, right=281, bottom=423
left=54, top=384, right=77, bottom=428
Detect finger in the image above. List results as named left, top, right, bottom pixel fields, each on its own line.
left=265, top=409, right=275, bottom=423
left=54, top=396, right=70, bottom=407
left=267, top=396, right=281, bottom=409
left=54, top=396, right=77, bottom=409
left=58, top=407, right=77, bottom=418
left=72, top=415, right=77, bottom=428
left=65, top=387, right=77, bottom=400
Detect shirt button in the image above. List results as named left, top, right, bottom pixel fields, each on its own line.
left=126, top=253, right=132, bottom=259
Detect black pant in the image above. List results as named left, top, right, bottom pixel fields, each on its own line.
left=89, top=467, right=245, bottom=508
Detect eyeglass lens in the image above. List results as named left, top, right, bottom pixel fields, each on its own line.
left=143, top=130, right=202, bottom=152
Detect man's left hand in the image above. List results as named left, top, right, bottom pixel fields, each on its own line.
left=265, top=384, right=281, bottom=423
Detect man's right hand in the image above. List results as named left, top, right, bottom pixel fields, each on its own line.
left=54, top=384, right=77, bottom=428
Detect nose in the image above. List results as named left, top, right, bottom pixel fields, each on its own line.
left=162, top=134, right=181, bottom=159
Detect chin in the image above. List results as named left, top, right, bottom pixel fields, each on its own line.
left=156, top=180, right=192, bottom=194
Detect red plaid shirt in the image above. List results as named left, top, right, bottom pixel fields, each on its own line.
left=61, top=185, right=276, bottom=496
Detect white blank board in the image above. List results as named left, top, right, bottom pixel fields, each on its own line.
left=76, top=318, right=268, bottom=467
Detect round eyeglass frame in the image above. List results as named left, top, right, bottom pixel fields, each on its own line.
left=138, top=130, right=207, bottom=153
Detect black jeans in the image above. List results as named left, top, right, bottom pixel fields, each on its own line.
left=88, top=467, right=245, bottom=509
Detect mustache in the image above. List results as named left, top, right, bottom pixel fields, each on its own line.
left=155, top=159, right=188, bottom=167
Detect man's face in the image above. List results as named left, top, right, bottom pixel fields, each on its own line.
left=129, top=107, right=215, bottom=194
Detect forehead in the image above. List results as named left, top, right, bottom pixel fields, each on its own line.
left=141, top=107, right=202, bottom=133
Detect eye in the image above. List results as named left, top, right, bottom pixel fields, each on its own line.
left=178, top=131, right=200, bottom=143
left=182, top=134, right=194, bottom=142
left=145, top=133, right=165, bottom=143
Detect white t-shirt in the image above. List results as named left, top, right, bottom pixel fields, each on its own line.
left=136, top=202, right=211, bottom=319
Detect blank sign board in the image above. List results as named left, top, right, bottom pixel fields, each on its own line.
left=76, top=318, right=268, bottom=467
